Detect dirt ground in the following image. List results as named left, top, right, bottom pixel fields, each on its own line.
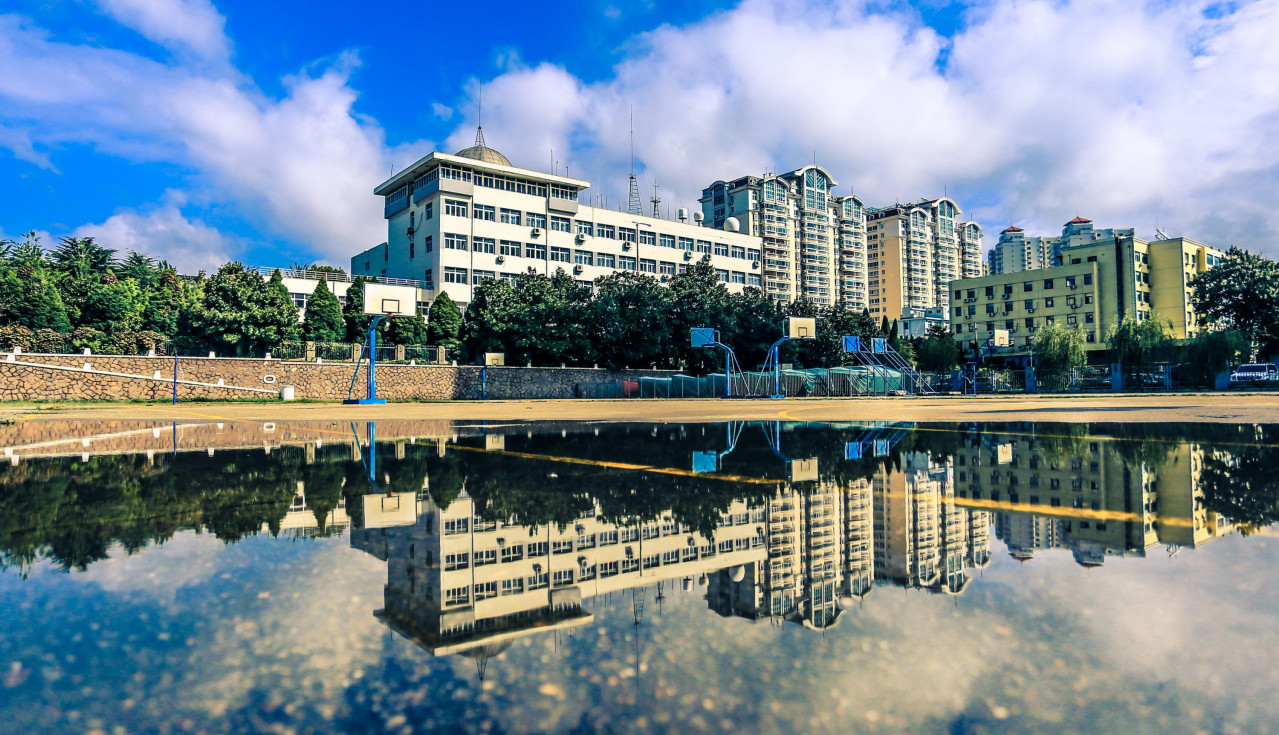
left=4, top=392, right=1278, bottom=425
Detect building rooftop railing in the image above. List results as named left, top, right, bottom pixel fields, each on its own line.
left=250, top=266, right=430, bottom=290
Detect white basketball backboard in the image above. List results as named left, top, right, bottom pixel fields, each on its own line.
left=784, top=317, right=816, bottom=340
left=363, top=283, right=418, bottom=317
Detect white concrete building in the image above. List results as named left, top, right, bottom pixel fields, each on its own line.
left=357, top=131, right=763, bottom=309
left=986, top=218, right=1137, bottom=275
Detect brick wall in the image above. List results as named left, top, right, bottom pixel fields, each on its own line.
left=1, top=354, right=676, bottom=402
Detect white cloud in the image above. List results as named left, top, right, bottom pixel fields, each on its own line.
left=454, top=0, right=1279, bottom=250
left=74, top=205, right=235, bottom=273
left=0, top=12, right=425, bottom=264
left=94, top=0, right=231, bottom=63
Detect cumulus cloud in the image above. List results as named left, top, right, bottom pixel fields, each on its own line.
left=457, top=0, right=1279, bottom=249
left=94, top=0, right=231, bottom=63
left=0, top=10, right=424, bottom=264
left=74, top=205, right=234, bottom=273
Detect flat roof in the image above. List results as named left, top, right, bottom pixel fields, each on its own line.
left=374, top=151, right=590, bottom=196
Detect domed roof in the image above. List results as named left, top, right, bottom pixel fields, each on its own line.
left=454, top=125, right=511, bottom=167
left=454, top=144, right=511, bottom=167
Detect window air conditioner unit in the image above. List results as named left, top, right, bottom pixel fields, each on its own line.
left=1027, top=307, right=1035, bottom=313
left=660, top=275, right=669, bottom=282
left=752, top=261, right=760, bottom=269
left=531, top=227, right=541, bottom=237
left=496, top=255, right=505, bottom=264
left=1070, top=284, right=1078, bottom=289
left=573, top=264, right=584, bottom=274
left=622, top=242, right=632, bottom=250
left=683, top=251, right=693, bottom=260
left=1002, top=293, right=1010, bottom=299
left=575, top=233, right=587, bottom=243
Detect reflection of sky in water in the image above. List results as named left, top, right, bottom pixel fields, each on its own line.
left=1, top=421, right=1278, bottom=734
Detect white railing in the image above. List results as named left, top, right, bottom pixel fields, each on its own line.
left=251, top=266, right=430, bottom=290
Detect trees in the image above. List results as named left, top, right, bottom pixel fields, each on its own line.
left=426, top=292, right=462, bottom=356
left=459, top=277, right=522, bottom=361
left=1190, top=247, right=1279, bottom=354
left=301, top=280, right=343, bottom=343
left=667, top=260, right=732, bottom=372
left=342, top=276, right=379, bottom=342
left=916, top=323, right=961, bottom=373
left=1105, top=316, right=1174, bottom=367
left=590, top=271, right=673, bottom=369
left=1183, top=329, right=1250, bottom=383
left=1032, top=323, right=1086, bottom=389
left=181, top=263, right=298, bottom=356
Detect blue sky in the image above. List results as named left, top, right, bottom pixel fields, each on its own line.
left=1, top=0, right=1276, bottom=271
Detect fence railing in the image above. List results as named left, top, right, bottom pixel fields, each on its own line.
left=249, top=266, right=430, bottom=290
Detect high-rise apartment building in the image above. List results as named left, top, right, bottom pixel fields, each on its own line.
left=865, top=198, right=984, bottom=321
left=987, top=217, right=1137, bottom=275
left=698, top=166, right=869, bottom=309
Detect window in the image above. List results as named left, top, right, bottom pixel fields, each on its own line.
left=1067, top=314, right=1077, bottom=325
left=599, top=561, right=620, bottom=578
left=576, top=220, right=594, bottom=236
left=424, top=235, right=433, bottom=253
left=444, top=518, right=469, bottom=535
left=444, top=199, right=468, bottom=217
left=1087, top=331, right=1096, bottom=343
left=499, top=240, right=521, bottom=257
left=1065, top=276, right=1076, bottom=288
left=1045, top=297, right=1054, bottom=308
left=1024, top=299, right=1034, bottom=310
left=525, top=242, right=547, bottom=260
left=444, top=553, right=469, bottom=571
left=474, top=581, right=497, bottom=601
left=528, top=573, right=548, bottom=590
left=1084, top=294, right=1093, bottom=304
left=1025, top=317, right=1035, bottom=328
left=550, top=247, right=571, bottom=263
left=424, top=202, right=433, bottom=220
left=444, top=233, right=468, bottom=251
left=1085, top=312, right=1095, bottom=323
left=659, top=234, right=676, bottom=249
left=679, top=237, right=695, bottom=252
left=1083, top=274, right=1093, bottom=285
left=599, top=530, right=618, bottom=546
left=985, top=286, right=995, bottom=299
left=409, top=240, right=415, bottom=259
left=659, top=261, right=676, bottom=275
left=639, top=231, right=656, bottom=246
left=527, top=212, right=547, bottom=229
left=1087, top=255, right=1097, bottom=262
left=747, top=274, right=761, bottom=286
left=1044, top=278, right=1054, bottom=289
left=500, top=208, right=521, bottom=225
left=697, top=240, right=713, bottom=254
left=443, top=267, right=468, bottom=284
left=471, top=269, right=495, bottom=285
left=619, top=256, right=637, bottom=271
left=662, top=550, right=680, bottom=565
left=501, top=578, right=524, bottom=596
left=474, top=204, right=496, bottom=222
left=475, top=549, right=497, bottom=566
left=639, top=258, right=657, bottom=273
left=501, top=544, right=524, bottom=563
left=714, top=242, right=729, bottom=257
left=423, top=268, right=433, bottom=288
left=445, top=587, right=469, bottom=606
left=474, top=237, right=496, bottom=254
left=716, top=269, right=729, bottom=282
left=552, top=540, right=573, bottom=555
left=597, top=224, right=616, bottom=239
left=731, top=271, right=746, bottom=284
left=1004, top=284, right=1014, bottom=295
left=1023, top=281, right=1034, bottom=292
left=619, top=227, right=636, bottom=243
left=528, top=542, right=548, bottom=557
left=550, top=216, right=571, bottom=232
left=574, top=250, right=594, bottom=266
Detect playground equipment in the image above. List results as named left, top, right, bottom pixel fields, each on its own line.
left=346, top=283, right=418, bottom=404
left=841, top=335, right=936, bottom=395
left=691, top=317, right=817, bottom=398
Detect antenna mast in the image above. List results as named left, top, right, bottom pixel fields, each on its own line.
left=627, top=106, right=642, bottom=216
left=650, top=182, right=662, bottom=219
left=474, top=85, right=486, bottom=148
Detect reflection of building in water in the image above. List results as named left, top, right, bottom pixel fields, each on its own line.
left=351, top=488, right=766, bottom=657
left=872, top=451, right=991, bottom=593
left=954, top=431, right=1234, bottom=565
left=278, top=480, right=350, bottom=537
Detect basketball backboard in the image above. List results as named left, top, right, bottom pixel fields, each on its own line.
left=784, top=317, right=816, bottom=339
left=843, top=335, right=862, bottom=353
left=691, top=327, right=718, bottom=347
left=362, top=283, right=418, bottom=317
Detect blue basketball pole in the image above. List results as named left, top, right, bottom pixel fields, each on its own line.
left=345, top=315, right=387, bottom=405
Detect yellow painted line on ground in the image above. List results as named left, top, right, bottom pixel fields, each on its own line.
left=953, top=495, right=1194, bottom=526
left=166, top=409, right=370, bottom=439
left=449, top=444, right=779, bottom=485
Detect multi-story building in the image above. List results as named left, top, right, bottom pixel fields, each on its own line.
left=698, top=167, right=869, bottom=309
left=865, top=198, right=984, bottom=321
left=359, top=132, right=764, bottom=309
left=987, top=217, right=1136, bottom=276
left=950, top=220, right=1223, bottom=359
left=898, top=306, right=948, bottom=339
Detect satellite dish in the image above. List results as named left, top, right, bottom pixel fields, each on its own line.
left=725, top=217, right=741, bottom=233
left=731, top=565, right=746, bottom=582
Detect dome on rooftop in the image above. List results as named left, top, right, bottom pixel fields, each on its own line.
left=454, top=125, right=511, bottom=166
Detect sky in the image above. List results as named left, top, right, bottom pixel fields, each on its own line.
left=2, top=0, right=1278, bottom=272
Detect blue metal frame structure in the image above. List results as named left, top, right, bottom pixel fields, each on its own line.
left=345, top=315, right=387, bottom=405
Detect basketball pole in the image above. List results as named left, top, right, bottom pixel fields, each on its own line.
left=345, top=314, right=387, bottom=405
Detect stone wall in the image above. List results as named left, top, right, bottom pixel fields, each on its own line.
left=1, top=353, right=677, bottom=402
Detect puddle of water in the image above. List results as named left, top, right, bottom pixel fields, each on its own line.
left=1, top=420, right=1277, bottom=734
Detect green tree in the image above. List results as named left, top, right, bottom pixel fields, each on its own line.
left=343, top=276, right=380, bottom=342
left=141, top=270, right=188, bottom=337
left=1190, top=246, right=1279, bottom=354
left=1183, top=328, right=1251, bottom=383
left=1105, top=316, right=1174, bottom=367
left=590, top=271, right=673, bottom=370
left=120, top=251, right=160, bottom=288
left=459, top=277, right=521, bottom=362
left=0, top=269, right=72, bottom=333
left=386, top=314, right=429, bottom=346
left=667, top=260, right=732, bottom=373
left=1032, top=323, right=1086, bottom=389
left=51, top=236, right=118, bottom=277
left=426, top=292, right=462, bottom=356
left=181, top=263, right=298, bottom=356
left=79, top=276, right=146, bottom=334
left=301, top=279, right=343, bottom=343
left=916, top=323, right=961, bottom=373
